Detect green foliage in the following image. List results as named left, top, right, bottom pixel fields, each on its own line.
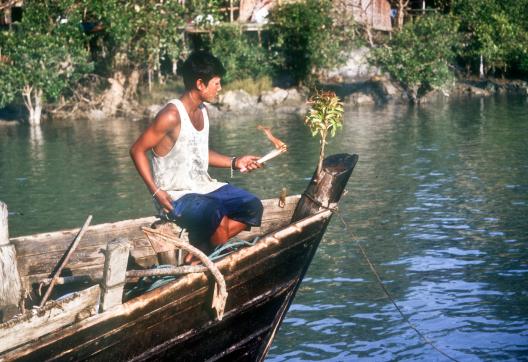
left=0, top=62, right=19, bottom=108
left=81, top=0, right=187, bottom=76
left=305, top=91, right=344, bottom=139
left=0, top=0, right=92, bottom=108
left=452, top=0, right=528, bottom=76
left=268, top=0, right=344, bottom=85
left=208, top=24, right=271, bottom=83
left=304, top=91, right=344, bottom=175
left=370, top=14, right=459, bottom=101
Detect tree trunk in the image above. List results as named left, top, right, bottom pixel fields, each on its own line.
left=407, top=85, right=419, bottom=103
left=365, top=24, right=374, bottom=47
left=125, top=69, right=140, bottom=100
left=101, top=71, right=126, bottom=117
left=22, top=86, right=43, bottom=126
left=291, top=154, right=358, bottom=223
left=479, top=55, right=484, bottom=79
left=148, top=68, right=153, bottom=93
left=350, top=0, right=375, bottom=46
left=316, top=136, right=326, bottom=181
left=397, top=0, right=409, bottom=30
left=4, top=7, right=11, bottom=25
left=32, top=89, right=43, bottom=126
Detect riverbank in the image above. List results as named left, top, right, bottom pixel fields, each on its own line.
left=1, top=76, right=527, bottom=126
left=129, top=76, right=528, bottom=123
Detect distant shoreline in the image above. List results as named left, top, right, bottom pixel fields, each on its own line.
left=2, top=77, right=526, bottom=126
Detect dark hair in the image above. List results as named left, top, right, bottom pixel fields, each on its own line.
left=180, top=51, right=226, bottom=91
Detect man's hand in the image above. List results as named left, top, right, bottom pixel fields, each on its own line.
left=155, top=189, right=174, bottom=213
left=236, top=155, right=262, bottom=173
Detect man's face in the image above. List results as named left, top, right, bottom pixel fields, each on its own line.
left=197, top=76, right=222, bottom=103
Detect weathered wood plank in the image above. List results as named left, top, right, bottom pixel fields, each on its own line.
left=100, top=238, right=130, bottom=312
left=23, top=266, right=105, bottom=288
left=11, top=219, right=152, bottom=257
left=12, top=196, right=299, bottom=258
left=0, top=285, right=100, bottom=355
left=1, top=207, right=328, bottom=361
left=18, top=247, right=106, bottom=276
left=0, top=201, right=22, bottom=322
left=19, top=219, right=325, bottom=360
left=16, top=197, right=300, bottom=286
left=13, top=196, right=299, bottom=302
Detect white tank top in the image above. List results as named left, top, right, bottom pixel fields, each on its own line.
left=151, top=99, right=226, bottom=204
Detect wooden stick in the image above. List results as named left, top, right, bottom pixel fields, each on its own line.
left=39, top=215, right=92, bottom=307
left=257, top=125, right=288, bottom=151
left=39, top=275, right=97, bottom=286
left=256, top=125, right=288, bottom=165
left=126, top=265, right=207, bottom=278
left=38, top=265, right=208, bottom=288
left=257, top=148, right=287, bottom=164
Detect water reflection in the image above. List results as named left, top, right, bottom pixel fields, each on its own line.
left=29, top=124, right=44, bottom=158
left=266, top=96, right=528, bottom=361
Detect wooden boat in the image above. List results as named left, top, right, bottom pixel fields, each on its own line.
left=0, top=153, right=358, bottom=361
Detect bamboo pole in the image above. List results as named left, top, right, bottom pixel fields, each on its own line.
left=39, top=215, right=92, bottom=307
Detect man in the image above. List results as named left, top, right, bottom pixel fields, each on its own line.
left=130, top=51, right=263, bottom=259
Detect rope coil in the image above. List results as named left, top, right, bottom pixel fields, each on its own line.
left=141, top=227, right=228, bottom=321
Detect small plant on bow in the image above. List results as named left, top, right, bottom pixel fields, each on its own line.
left=304, top=91, right=344, bottom=179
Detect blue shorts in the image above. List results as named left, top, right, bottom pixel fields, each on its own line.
left=167, top=185, right=263, bottom=252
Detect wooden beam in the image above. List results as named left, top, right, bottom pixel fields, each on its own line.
left=0, top=285, right=100, bottom=354
left=0, top=201, right=22, bottom=322
left=100, top=238, right=130, bottom=312
left=13, top=196, right=300, bottom=291
left=291, top=154, right=359, bottom=223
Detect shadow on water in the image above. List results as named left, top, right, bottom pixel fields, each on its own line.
left=1, top=95, right=527, bottom=360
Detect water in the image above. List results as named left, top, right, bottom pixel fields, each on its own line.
left=1, top=95, right=527, bottom=360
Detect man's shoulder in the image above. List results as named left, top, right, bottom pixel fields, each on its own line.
left=156, top=103, right=181, bottom=124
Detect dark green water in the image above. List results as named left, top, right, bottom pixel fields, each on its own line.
left=1, top=95, right=527, bottom=360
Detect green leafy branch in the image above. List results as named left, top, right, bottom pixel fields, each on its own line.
left=304, top=91, right=344, bottom=179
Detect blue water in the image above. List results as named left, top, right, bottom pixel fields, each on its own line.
left=1, top=95, right=527, bottom=360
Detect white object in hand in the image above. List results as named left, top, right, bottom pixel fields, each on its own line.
left=257, top=148, right=286, bottom=164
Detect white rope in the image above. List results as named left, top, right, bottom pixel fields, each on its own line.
left=141, top=227, right=228, bottom=321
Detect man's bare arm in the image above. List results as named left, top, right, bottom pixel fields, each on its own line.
left=130, top=106, right=180, bottom=212
left=209, top=149, right=262, bottom=172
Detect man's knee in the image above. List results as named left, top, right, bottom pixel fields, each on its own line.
left=246, top=196, right=263, bottom=224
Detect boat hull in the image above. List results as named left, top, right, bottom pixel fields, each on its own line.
left=7, top=213, right=331, bottom=362
left=2, top=153, right=358, bottom=362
